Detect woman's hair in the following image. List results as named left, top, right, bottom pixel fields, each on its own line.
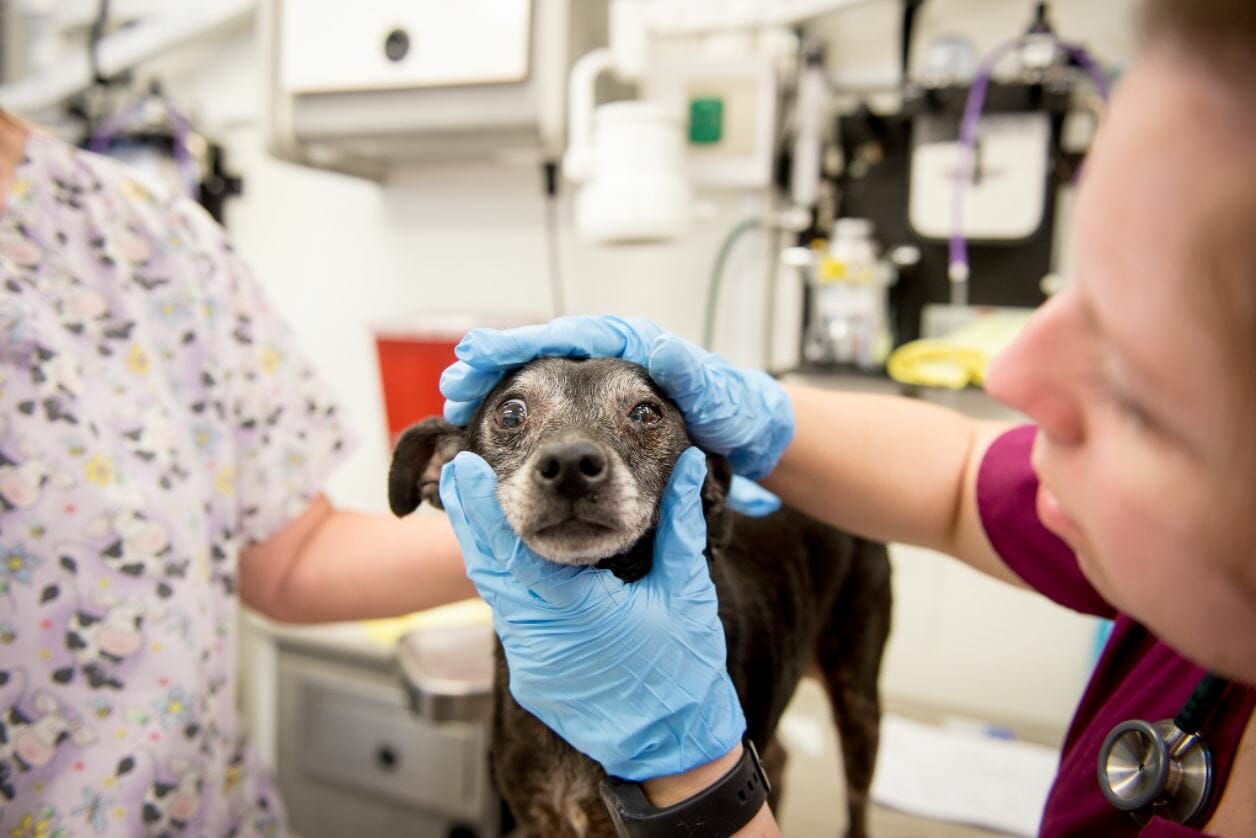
left=1141, top=0, right=1256, bottom=82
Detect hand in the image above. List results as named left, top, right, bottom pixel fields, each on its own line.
left=439, top=446, right=746, bottom=781
left=441, top=315, right=795, bottom=479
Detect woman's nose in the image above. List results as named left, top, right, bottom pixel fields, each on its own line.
left=984, top=293, right=1087, bottom=445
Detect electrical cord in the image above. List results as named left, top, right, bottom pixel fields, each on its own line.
left=88, top=0, right=114, bottom=86
left=542, top=160, right=565, bottom=317
left=702, top=217, right=762, bottom=351
left=900, top=0, right=926, bottom=84
left=761, top=221, right=784, bottom=369
left=948, top=36, right=1111, bottom=301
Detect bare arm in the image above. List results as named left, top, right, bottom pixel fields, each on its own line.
left=763, top=384, right=1024, bottom=586
left=238, top=493, right=476, bottom=623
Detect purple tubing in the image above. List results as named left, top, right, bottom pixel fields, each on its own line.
left=948, top=38, right=1112, bottom=289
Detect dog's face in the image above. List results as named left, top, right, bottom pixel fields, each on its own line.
left=389, top=358, right=730, bottom=571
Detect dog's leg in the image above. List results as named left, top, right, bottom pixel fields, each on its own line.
left=815, top=541, right=892, bottom=838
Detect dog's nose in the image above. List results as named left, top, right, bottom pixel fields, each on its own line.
left=534, top=441, right=608, bottom=495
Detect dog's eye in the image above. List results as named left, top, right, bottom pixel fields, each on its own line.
left=496, top=399, right=528, bottom=430
left=628, top=403, right=661, bottom=425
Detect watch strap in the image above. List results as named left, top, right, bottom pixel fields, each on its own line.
left=600, top=739, right=771, bottom=838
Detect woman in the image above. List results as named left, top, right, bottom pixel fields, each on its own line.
left=0, top=109, right=474, bottom=833
left=437, top=1, right=1256, bottom=834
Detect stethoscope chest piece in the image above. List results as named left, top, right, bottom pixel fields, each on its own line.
left=1098, top=718, right=1213, bottom=826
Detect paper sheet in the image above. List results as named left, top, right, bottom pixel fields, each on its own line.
left=870, top=714, right=1060, bottom=836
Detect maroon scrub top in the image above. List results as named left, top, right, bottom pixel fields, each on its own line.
left=977, top=425, right=1256, bottom=836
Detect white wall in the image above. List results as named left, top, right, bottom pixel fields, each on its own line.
left=140, top=0, right=1137, bottom=730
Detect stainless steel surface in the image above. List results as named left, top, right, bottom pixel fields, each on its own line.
left=1099, top=719, right=1213, bottom=827
left=397, top=623, right=496, bottom=723
left=1101, top=720, right=1168, bottom=811
left=276, top=648, right=501, bottom=837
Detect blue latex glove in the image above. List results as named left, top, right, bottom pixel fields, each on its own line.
left=439, top=446, right=746, bottom=781
left=727, top=476, right=781, bottom=517
left=440, top=315, right=795, bottom=480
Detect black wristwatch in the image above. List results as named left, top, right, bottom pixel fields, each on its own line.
left=599, top=739, right=771, bottom=838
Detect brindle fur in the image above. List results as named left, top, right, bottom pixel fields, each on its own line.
left=389, top=358, right=891, bottom=837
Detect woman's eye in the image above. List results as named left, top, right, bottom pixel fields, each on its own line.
left=496, top=399, right=527, bottom=430
left=1109, top=390, right=1151, bottom=429
left=629, top=403, right=661, bottom=425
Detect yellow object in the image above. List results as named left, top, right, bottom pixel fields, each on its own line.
left=361, top=598, right=492, bottom=648
left=818, top=256, right=877, bottom=285
left=887, top=308, right=1033, bottom=390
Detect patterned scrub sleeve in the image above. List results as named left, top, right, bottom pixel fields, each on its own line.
left=180, top=205, right=356, bottom=547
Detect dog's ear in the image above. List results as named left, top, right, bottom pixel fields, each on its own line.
left=701, top=453, right=734, bottom=550
left=388, top=417, right=467, bottom=516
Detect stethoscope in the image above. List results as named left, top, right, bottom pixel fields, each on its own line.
left=1097, top=672, right=1229, bottom=825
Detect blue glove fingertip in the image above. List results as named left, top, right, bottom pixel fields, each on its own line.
left=439, top=362, right=503, bottom=401
left=726, top=476, right=782, bottom=517
left=661, top=448, right=708, bottom=522
left=438, top=452, right=495, bottom=515
left=443, top=399, right=479, bottom=426
left=452, top=327, right=499, bottom=362
left=646, top=334, right=708, bottom=400
left=652, top=448, right=711, bottom=588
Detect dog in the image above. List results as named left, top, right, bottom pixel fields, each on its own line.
left=389, top=357, right=892, bottom=837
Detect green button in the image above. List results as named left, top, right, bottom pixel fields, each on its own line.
left=689, top=97, right=724, bottom=144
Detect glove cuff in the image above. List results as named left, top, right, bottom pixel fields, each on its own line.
left=604, top=675, right=748, bottom=782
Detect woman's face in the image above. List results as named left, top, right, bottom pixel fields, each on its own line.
left=985, top=47, right=1256, bottom=682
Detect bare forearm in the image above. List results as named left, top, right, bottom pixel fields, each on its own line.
left=764, top=385, right=1019, bottom=581
left=239, top=495, right=476, bottom=623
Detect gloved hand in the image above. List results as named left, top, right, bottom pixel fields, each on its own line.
left=439, top=446, right=746, bottom=781
left=440, top=315, right=795, bottom=480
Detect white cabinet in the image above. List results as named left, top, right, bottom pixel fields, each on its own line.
left=263, top=0, right=609, bottom=175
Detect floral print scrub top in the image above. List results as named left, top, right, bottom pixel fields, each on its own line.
left=0, top=133, right=353, bottom=835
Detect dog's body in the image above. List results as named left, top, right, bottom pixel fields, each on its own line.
left=390, top=358, right=891, bottom=837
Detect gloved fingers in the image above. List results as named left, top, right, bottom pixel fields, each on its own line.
left=439, top=316, right=663, bottom=427
left=452, top=316, right=662, bottom=371
left=439, top=452, right=514, bottom=588
left=443, top=394, right=490, bottom=426
left=725, top=370, right=796, bottom=480
left=646, top=334, right=711, bottom=406
left=651, top=448, right=712, bottom=593
left=726, top=476, right=782, bottom=517
left=441, top=317, right=665, bottom=425
left=439, top=453, right=558, bottom=602
left=440, top=360, right=506, bottom=405
left=649, top=336, right=795, bottom=480
left=439, top=452, right=599, bottom=609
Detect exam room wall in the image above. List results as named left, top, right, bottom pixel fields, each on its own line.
left=138, top=0, right=1136, bottom=733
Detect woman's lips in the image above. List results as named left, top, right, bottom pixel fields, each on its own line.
left=1036, top=484, right=1085, bottom=547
